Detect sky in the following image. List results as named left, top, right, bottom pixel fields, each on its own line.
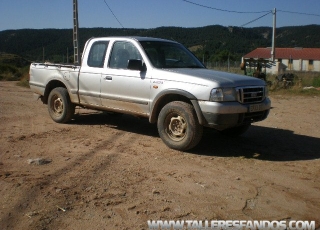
left=0, top=0, right=319, bottom=31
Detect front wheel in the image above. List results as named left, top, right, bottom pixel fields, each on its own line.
left=157, top=101, right=203, bottom=151
left=48, top=87, right=75, bottom=123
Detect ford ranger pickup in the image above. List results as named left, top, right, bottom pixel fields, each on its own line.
left=29, top=36, right=271, bottom=151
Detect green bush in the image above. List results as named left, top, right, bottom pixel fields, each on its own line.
left=312, top=76, right=320, bottom=87
left=0, top=64, right=28, bottom=81
left=0, top=64, right=19, bottom=74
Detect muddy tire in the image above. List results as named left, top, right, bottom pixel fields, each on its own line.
left=157, top=101, right=203, bottom=151
left=219, top=124, right=251, bottom=137
left=48, top=87, right=75, bottom=123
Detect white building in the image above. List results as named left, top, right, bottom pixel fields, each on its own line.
left=242, top=47, right=320, bottom=74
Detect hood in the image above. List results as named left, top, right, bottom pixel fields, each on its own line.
left=155, top=68, right=266, bottom=88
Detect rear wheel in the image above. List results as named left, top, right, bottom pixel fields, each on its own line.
left=157, top=101, right=203, bottom=151
left=48, top=87, right=75, bottom=123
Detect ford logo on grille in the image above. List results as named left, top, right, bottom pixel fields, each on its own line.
left=251, top=92, right=258, bottom=97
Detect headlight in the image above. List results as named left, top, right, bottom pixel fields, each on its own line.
left=210, top=88, right=237, bottom=102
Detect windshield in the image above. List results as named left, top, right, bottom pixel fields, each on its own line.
left=140, top=41, right=205, bottom=69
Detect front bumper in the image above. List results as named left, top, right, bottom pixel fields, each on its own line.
left=198, top=98, right=271, bottom=130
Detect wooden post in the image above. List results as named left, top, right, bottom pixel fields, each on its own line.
left=73, top=0, right=80, bottom=64
left=271, top=8, right=276, bottom=62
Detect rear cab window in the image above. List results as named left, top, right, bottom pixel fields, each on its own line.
left=87, top=41, right=109, bottom=68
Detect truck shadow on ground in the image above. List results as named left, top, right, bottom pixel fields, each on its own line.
left=193, top=126, right=320, bottom=161
left=71, top=111, right=159, bottom=137
left=71, top=111, right=320, bottom=162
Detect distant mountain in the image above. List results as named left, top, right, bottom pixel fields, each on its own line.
left=0, top=25, right=319, bottom=63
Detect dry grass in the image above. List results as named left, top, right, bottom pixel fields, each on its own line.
left=16, top=72, right=30, bottom=88
left=267, top=72, right=320, bottom=96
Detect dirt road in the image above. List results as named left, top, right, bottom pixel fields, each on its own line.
left=0, top=81, right=319, bottom=230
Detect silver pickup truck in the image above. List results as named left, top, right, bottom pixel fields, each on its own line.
left=29, top=36, right=271, bottom=151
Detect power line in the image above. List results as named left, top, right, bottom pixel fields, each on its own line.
left=182, top=0, right=319, bottom=27
left=182, top=0, right=320, bottom=17
left=182, top=0, right=270, bottom=14
left=278, top=10, right=320, bottom=17
left=240, top=12, right=272, bottom=27
left=240, top=9, right=320, bottom=28
left=103, top=0, right=124, bottom=28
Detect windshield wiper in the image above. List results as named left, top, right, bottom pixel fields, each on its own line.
left=186, top=65, right=203, bottom=68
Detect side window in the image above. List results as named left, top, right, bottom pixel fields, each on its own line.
left=87, top=41, right=109, bottom=68
left=109, top=41, right=142, bottom=69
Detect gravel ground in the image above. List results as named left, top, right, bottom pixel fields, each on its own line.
left=0, top=81, right=319, bottom=229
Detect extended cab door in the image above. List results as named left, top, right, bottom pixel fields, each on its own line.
left=100, top=40, right=150, bottom=116
left=78, top=40, right=109, bottom=106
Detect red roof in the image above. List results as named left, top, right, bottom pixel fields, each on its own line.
left=243, top=48, right=320, bottom=60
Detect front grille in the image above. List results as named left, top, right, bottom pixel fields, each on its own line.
left=237, top=86, right=265, bottom=104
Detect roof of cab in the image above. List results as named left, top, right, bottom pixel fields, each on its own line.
left=90, top=36, right=177, bottom=43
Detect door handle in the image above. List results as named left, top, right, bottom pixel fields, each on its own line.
left=104, top=76, right=112, bottom=80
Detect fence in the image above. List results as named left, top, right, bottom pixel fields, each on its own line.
left=205, top=61, right=243, bottom=74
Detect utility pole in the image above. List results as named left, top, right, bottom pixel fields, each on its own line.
left=271, top=8, right=276, bottom=62
left=42, top=47, right=45, bottom=62
left=73, top=0, right=80, bottom=64
left=227, top=53, right=230, bottom=72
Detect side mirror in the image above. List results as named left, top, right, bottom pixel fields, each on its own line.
left=127, top=59, right=146, bottom=71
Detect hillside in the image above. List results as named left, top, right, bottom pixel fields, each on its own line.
left=0, top=24, right=319, bottom=63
